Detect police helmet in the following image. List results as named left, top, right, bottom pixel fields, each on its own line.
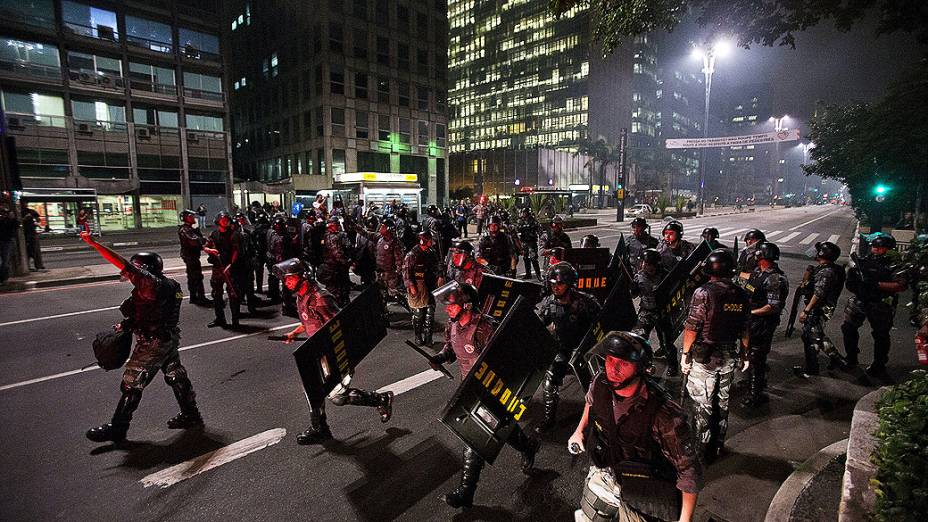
left=130, top=252, right=164, bottom=275
left=272, top=258, right=312, bottom=280
left=631, top=217, right=648, bottom=228
left=498, top=209, right=510, bottom=222
left=547, top=262, right=578, bottom=288
left=754, top=242, right=781, bottom=262
left=551, top=215, right=564, bottom=226
left=702, top=227, right=719, bottom=240
left=520, top=207, right=532, bottom=217
left=870, top=234, right=897, bottom=250
left=272, top=216, right=287, bottom=232
left=433, top=281, right=479, bottom=307
left=488, top=215, right=503, bottom=226
left=234, top=211, right=248, bottom=223
left=452, top=240, right=474, bottom=254
left=380, top=217, right=396, bottom=230
left=255, top=213, right=270, bottom=225
left=703, top=249, right=736, bottom=277
left=580, top=234, right=600, bottom=249
left=427, top=204, right=440, bottom=217
left=418, top=229, right=433, bottom=243
left=662, top=220, right=684, bottom=236
left=744, top=229, right=766, bottom=242
left=599, top=331, right=653, bottom=379
left=365, top=215, right=379, bottom=230
left=214, top=210, right=232, bottom=225
left=179, top=209, right=197, bottom=220
left=814, top=241, right=841, bottom=262
left=639, top=248, right=661, bottom=268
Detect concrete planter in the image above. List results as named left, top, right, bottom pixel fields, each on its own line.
left=839, top=387, right=886, bottom=522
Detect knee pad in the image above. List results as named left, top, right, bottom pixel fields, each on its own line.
left=163, top=363, right=189, bottom=385
left=328, top=392, right=350, bottom=406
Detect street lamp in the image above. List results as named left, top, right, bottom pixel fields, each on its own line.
left=768, top=114, right=790, bottom=201
left=692, top=39, right=732, bottom=215
left=797, top=141, right=814, bottom=200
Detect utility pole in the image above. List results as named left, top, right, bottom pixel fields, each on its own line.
left=616, top=129, right=627, bottom=222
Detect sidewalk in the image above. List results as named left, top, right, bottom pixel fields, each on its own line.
left=40, top=226, right=183, bottom=253
left=0, top=255, right=190, bottom=293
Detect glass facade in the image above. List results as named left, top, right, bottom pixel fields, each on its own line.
left=125, top=15, right=172, bottom=53
left=62, top=1, right=118, bottom=41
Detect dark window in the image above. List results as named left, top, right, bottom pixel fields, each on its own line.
left=376, top=0, right=389, bottom=19
left=376, top=36, right=390, bottom=66
left=417, top=48, right=429, bottom=76
left=353, top=0, right=367, bottom=20
left=302, top=70, right=312, bottom=99
left=417, top=12, right=428, bottom=33
left=436, top=123, right=446, bottom=147
left=397, top=80, right=409, bottom=107
left=3, top=0, right=55, bottom=29
left=303, top=110, right=312, bottom=131
left=331, top=149, right=346, bottom=175
left=398, top=43, right=409, bottom=71
left=354, top=72, right=368, bottom=99
left=328, top=0, right=342, bottom=12
left=358, top=151, right=390, bottom=172
left=397, top=4, right=409, bottom=26
left=354, top=30, right=368, bottom=59
left=329, top=23, right=343, bottom=53
left=331, top=108, right=345, bottom=137
left=436, top=90, right=447, bottom=113
left=314, top=65, right=323, bottom=95
left=315, top=106, right=324, bottom=137
left=377, top=76, right=390, bottom=103
left=330, top=64, right=344, bottom=95
left=416, top=85, right=429, bottom=111
left=317, top=149, right=326, bottom=177
left=417, top=120, right=429, bottom=145
left=356, top=111, right=369, bottom=139
left=378, top=114, right=390, bottom=141
left=178, top=28, right=220, bottom=60
left=398, top=117, right=410, bottom=144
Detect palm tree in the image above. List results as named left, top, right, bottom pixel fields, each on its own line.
left=575, top=136, right=622, bottom=209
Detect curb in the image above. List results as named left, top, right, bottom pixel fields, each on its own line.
left=42, top=238, right=177, bottom=253
left=765, top=439, right=848, bottom=522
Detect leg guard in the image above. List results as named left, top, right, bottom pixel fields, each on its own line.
left=163, top=359, right=203, bottom=428
left=443, top=447, right=485, bottom=509
left=86, top=388, right=142, bottom=443
left=423, top=304, right=435, bottom=346
left=297, top=398, right=332, bottom=445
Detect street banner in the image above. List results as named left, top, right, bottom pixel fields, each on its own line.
left=665, top=128, right=800, bottom=149
left=440, top=297, right=558, bottom=463
left=569, top=267, right=639, bottom=390
left=292, top=286, right=387, bottom=401
left=562, top=247, right=612, bottom=301
left=655, top=240, right=714, bottom=338
left=477, top=274, right=545, bottom=320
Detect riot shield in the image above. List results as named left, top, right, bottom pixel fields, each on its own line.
left=569, top=265, right=638, bottom=390
left=606, top=233, right=634, bottom=296
left=562, top=247, right=612, bottom=300
left=654, top=240, right=714, bottom=338
left=292, top=285, right=387, bottom=401
left=439, top=297, right=558, bottom=464
left=477, top=274, right=545, bottom=320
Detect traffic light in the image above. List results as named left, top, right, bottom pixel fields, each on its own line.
left=873, top=183, right=889, bottom=202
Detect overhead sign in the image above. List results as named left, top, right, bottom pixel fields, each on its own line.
left=333, top=172, right=418, bottom=183
left=665, top=128, right=800, bottom=149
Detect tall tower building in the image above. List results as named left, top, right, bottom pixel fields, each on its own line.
left=0, top=0, right=232, bottom=232
left=446, top=0, right=633, bottom=198
left=225, top=0, right=450, bottom=210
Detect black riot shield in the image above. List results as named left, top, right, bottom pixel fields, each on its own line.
left=439, top=297, right=558, bottom=464
left=477, top=274, right=545, bottom=320
left=291, top=286, right=387, bottom=401
left=655, top=240, right=714, bottom=338
left=606, top=233, right=634, bottom=296
left=562, top=247, right=612, bottom=301
left=568, top=265, right=638, bottom=390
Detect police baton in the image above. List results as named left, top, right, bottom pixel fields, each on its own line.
left=267, top=335, right=306, bottom=342
left=404, top=340, right=454, bottom=380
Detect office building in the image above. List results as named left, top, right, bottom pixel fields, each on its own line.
left=0, top=0, right=232, bottom=232
left=719, top=82, right=773, bottom=201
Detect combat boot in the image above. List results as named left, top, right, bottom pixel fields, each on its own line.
left=443, top=448, right=484, bottom=509
left=741, top=371, right=769, bottom=407
left=166, top=375, right=203, bottom=429
left=519, top=435, right=540, bottom=474
left=534, top=392, right=559, bottom=434
left=376, top=391, right=394, bottom=423
left=297, top=412, right=332, bottom=445
left=422, top=314, right=434, bottom=346
left=86, top=390, right=141, bottom=443
left=229, top=305, right=242, bottom=330
left=207, top=301, right=227, bottom=328
left=412, top=313, right=424, bottom=345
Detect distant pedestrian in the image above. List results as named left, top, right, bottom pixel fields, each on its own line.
left=21, top=203, right=44, bottom=270
left=0, top=196, right=20, bottom=283
left=77, top=207, right=91, bottom=233
left=472, top=200, right=487, bottom=235
left=196, top=203, right=208, bottom=229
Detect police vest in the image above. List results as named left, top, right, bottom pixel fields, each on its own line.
left=746, top=268, right=787, bottom=309
left=701, top=280, right=750, bottom=347
left=121, top=277, right=182, bottom=336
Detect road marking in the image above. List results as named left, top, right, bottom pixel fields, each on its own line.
left=112, top=241, right=139, bottom=247
left=0, top=323, right=298, bottom=392
left=723, top=228, right=750, bottom=238
left=377, top=369, right=446, bottom=396
left=827, top=234, right=840, bottom=244
left=715, top=227, right=736, bottom=234
left=0, top=295, right=191, bottom=327
left=140, top=428, right=287, bottom=489
left=764, top=230, right=784, bottom=239
left=799, top=233, right=820, bottom=245
left=778, top=232, right=802, bottom=244
left=789, top=209, right=840, bottom=230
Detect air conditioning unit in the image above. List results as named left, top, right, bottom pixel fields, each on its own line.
left=186, top=131, right=200, bottom=142
left=97, top=26, right=116, bottom=41
left=99, top=75, right=113, bottom=86
left=8, top=117, right=23, bottom=128
left=136, top=127, right=151, bottom=139
left=77, top=122, right=92, bottom=133
left=78, top=71, right=95, bottom=83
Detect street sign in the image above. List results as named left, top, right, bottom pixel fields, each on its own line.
left=292, top=286, right=387, bottom=401
left=439, top=297, right=558, bottom=463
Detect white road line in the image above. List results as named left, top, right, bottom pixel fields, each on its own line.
left=789, top=209, right=840, bottom=230
left=827, top=234, right=840, bottom=244
left=377, top=369, right=446, bottom=396
left=140, top=428, right=287, bottom=489
left=0, top=295, right=194, bottom=327
left=778, top=232, right=802, bottom=244
left=0, top=323, right=298, bottom=392
left=764, top=230, right=784, bottom=239
left=715, top=227, right=736, bottom=234
left=799, top=233, right=820, bottom=245
left=722, top=228, right=750, bottom=238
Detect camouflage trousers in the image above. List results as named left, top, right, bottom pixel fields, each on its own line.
left=685, top=356, right=737, bottom=458
left=574, top=467, right=651, bottom=522
left=121, top=328, right=189, bottom=393
left=800, top=306, right=842, bottom=372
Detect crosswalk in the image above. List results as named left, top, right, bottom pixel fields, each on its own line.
left=577, top=222, right=847, bottom=250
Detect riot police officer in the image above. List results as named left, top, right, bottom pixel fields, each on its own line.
left=517, top=207, right=543, bottom=280
left=423, top=204, right=445, bottom=254
left=403, top=230, right=444, bottom=346
left=579, top=234, right=600, bottom=249
left=275, top=259, right=393, bottom=444
left=233, top=211, right=261, bottom=315
left=266, top=216, right=294, bottom=304
left=541, top=216, right=573, bottom=268
left=794, top=241, right=846, bottom=376
left=428, top=282, right=539, bottom=509
left=352, top=215, right=379, bottom=288
left=537, top=262, right=602, bottom=433
left=356, top=217, right=406, bottom=316
left=80, top=233, right=202, bottom=442
left=737, top=229, right=766, bottom=277
left=395, top=205, right=416, bottom=252
left=657, top=220, right=694, bottom=271
left=701, top=227, right=725, bottom=250
left=317, top=217, right=355, bottom=307
left=568, top=332, right=702, bottom=522
left=680, top=249, right=751, bottom=463
left=632, top=248, right=680, bottom=376
left=177, top=209, right=211, bottom=306
left=743, top=242, right=788, bottom=407
left=841, top=234, right=909, bottom=380
left=203, top=211, right=246, bottom=329
left=251, top=213, right=270, bottom=294
left=477, top=215, right=516, bottom=276
left=628, top=217, right=658, bottom=269
left=448, top=240, right=493, bottom=288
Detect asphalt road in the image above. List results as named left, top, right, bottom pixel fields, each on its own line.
left=3, top=204, right=913, bottom=522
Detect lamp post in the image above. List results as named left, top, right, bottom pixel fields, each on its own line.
left=692, top=40, right=731, bottom=215
left=798, top=141, right=813, bottom=202
left=769, top=115, right=789, bottom=203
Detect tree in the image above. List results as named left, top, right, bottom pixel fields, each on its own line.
left=804, top=61, right=928, bottom=227
left=549, top=0, right=928, bottom=54
left=575, top=136, right=622, bottom=208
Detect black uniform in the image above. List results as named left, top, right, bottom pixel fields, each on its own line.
left=87, top=263, right=200, bottom=442
left=207, top=227, right=248, bottom=327
left=744, top=264, right=789, bottom=403
left=541, top=228, right=573, bottom=267
left=632, top=267, right=679, bottom=373
left=538, top=288, right=601, bottom=429
left=800, top=263, right=846, bottom=373
left=251, top=220, right=269, bottom=293
left=517, top=216, right=542, bottom=279
left=178, top=222, right=208, bottom=303
left=657, top=239, right=695, bottom=271
left=477, top=230, right=515, bottom=275
left=737, top=244, right=762, bottom=275
left=841, top=252, right=909, bottom=371
left=317, top=229, right=354, bottom=307
left=628, top=233, right=659, bottom=270
left=266, top=226, right=295, bottom=303
left=234, top=223, right=261, bottom=313
left=403, top=244, right=444, bottom=345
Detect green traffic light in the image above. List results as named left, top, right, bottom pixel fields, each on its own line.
left=874, top=184, right=888, bottom=195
